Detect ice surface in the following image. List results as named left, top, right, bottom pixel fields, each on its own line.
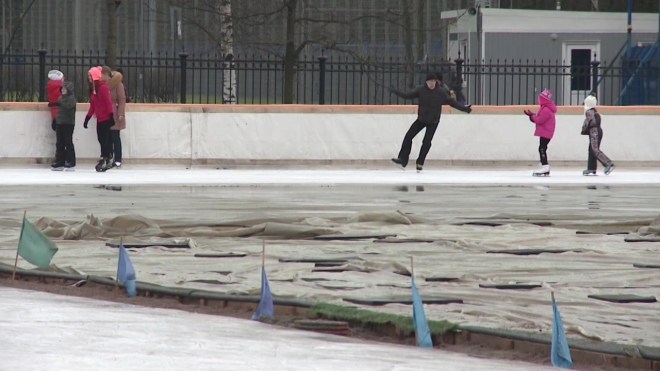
left=0, top=287, right=558, bottom=371
left=0, top=166, right=659, bottom=186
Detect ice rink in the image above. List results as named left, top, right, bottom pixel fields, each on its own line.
left=0, top=165, right=659, bottom=185
left=1, top=164, right=660, bottom=368
left=0, top=287, right=559, bottom=370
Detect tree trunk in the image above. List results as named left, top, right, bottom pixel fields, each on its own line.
left=402, top=0, right=415, bottom=88
left=218, top=0, right=236, bottom=104
left=106, top=0, right=119, bottom=69
left=416, top=0, right=425, bottom=62
left=283, top=0, right=298, bottom=104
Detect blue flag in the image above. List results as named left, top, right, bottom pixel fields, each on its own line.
left=251, top=266, right=274, bottom=320
left=117, top=245, right=137, bottom=297
left=551, top=295, right=573, bottom=368
left=411, top=277, right=433, bottom=348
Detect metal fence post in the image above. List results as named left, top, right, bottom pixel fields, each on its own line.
left=454, top=57, right=464, bottom=82
left=179, top=51, right=189, bottom=103
left=591, top=57, right=600, bottom=97
left=318, top=54, right=327, bottom=105
left=38, top=49, right=47, bottom=102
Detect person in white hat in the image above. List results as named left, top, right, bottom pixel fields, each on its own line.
left=47, top=70, right=64, bottom=131
left=581, top=93, right=614, bottom=175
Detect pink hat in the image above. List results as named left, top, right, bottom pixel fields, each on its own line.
left=539, top=89, right=553, bottom=103
left=88, top=67, right=102, bottom=81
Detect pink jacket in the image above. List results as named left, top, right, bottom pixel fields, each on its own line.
left=531, top=91, right=557, bottom=139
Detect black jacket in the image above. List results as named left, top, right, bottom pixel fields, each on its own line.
left=391, top=84, right=470, bottom=125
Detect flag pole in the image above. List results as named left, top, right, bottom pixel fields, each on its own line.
left=115, top=236, right=123, bottom=293
left=12, top=210, right=27, bottom=280
left=262, top=239, right=265, bottom=267
left=410, top=255, right=419, bottom=345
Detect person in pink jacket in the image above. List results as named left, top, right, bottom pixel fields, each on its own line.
left=524, top=89, right=557, bottom=176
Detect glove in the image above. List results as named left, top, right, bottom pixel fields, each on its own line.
left=524, top=109, right=533, bottom=117
left=464, top=104, right=472, bottom=114
left=51, top=119, right=57, bottom=131
left=48, top=102, right=59, bottom=107
left=83, top=116, right=91, bottom=129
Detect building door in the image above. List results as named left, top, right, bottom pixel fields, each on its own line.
left=563, top=43, right=600, bottom=106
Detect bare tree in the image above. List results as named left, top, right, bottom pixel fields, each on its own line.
left=217, top=0, right=236, bottom=103
left=150, top=0, right=237, bottom=103
left=1, top=0, right=38, bottom=61
left=106, top=0, right=122, bottom=69
left=149, top=0, right=457, bottom=103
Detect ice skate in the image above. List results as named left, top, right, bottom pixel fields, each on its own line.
left=391, top=158, right=406, bottom=171
left=51, top=162, right=64, bottom=171
left=95, top=158, right=110, bottom=172
left=582, top=169, right=597, bottom=176
left=604, top=163, right=615, bottom=175
left=532, top=164, right=550, bottom=177
left=416, top=164, right=423, bottom=173
left=64, top=162, right=75, bottom=172
left=112, top=161, right=122, bottom=169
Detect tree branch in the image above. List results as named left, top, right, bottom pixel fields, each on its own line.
left=1, top=0, right=38, bottom=61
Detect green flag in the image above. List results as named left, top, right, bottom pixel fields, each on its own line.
left=17, top=217, right=58, bottom=267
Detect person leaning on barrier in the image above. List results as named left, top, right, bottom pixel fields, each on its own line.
left=101, top=66, right=127, bottom=169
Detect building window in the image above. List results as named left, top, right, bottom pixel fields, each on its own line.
left=570, top=49, right=591, bottom=91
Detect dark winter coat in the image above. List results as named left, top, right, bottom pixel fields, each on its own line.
left=391, top=84, right=470, bottom=125
left=581, top=108, right=601, bottom=135
left=54, top=81, right=77, bottom=125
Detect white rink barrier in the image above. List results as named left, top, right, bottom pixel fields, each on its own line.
left=1, top=103, right=659, bottom=165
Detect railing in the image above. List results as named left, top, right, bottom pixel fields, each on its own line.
left=1, top=49, right=658, bottom=105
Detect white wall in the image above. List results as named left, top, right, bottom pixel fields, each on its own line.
left=1, top=105, right=659, bottom=164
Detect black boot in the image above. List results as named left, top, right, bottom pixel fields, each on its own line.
left=95, top=158, right=110, bottom=172
left=391, top=158, right=407, bottom=170
left=51, top=161, right=64, bottom=171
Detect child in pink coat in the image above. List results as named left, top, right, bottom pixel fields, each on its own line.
left=524, top=89, right=557, bottom=176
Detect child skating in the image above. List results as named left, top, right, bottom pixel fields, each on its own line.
left=524, top=89, right=556, bottom=177
left=47, top=70, right=64, bottom=131
left=49, top=81, right=77, bottom=171
left=84, top=66, right=116, bottom=172
left=581, top=94, right=614, bottom=175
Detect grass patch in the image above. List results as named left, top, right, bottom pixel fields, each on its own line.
left=308, top=302, right=458, bottom=336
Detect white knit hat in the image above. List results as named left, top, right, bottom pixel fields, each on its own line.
left=583, top=95, right=597, bottom=111
left=48, top=70, right=64, bottom=81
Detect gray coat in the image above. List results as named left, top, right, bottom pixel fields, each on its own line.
left=54, top=81, right=77, bottom=125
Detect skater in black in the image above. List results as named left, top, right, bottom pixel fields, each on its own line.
left=581, top=94, right=614, bottom=175
left=389, top=73, right=472, bottom=172
left=48, top=81, right=77, bottom=171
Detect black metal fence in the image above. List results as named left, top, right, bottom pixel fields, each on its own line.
left=1, top=49, right=659, bottom=106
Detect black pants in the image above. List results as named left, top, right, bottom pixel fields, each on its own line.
left=55, top=125, right=76, bottom=165
left=587, top=127, right=612, bottom=170
left=539, top=137, right=551, bottom=165
left=397, top=119, right=439, bottom=167
left=110, top=130, right=122, bottom=163
left=96, top=120, right=113, bottom=159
